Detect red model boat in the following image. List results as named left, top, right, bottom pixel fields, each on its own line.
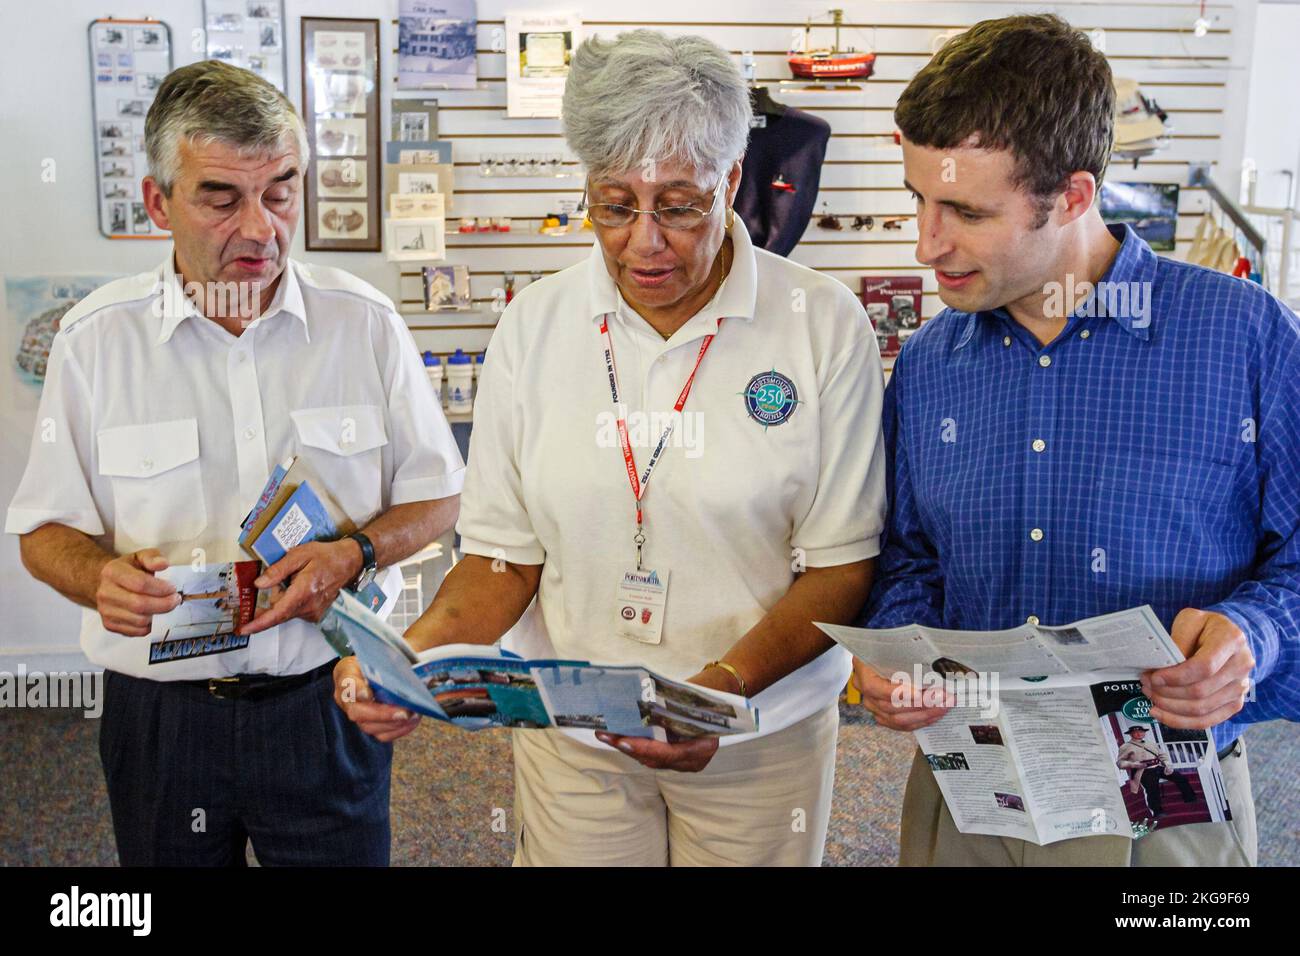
left=788, top=9, right=875, bottom=81
left=787, top=49, right=876, bottom=80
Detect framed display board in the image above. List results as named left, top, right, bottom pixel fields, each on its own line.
left=301, top=17, right=382, bottom=252
left=87, top=18, right=173, bottom=239
left=203, top=0, right=288, bottom=93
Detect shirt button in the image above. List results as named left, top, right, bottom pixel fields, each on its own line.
left=1038, top=354, right=1052, bottom=368
left=139, top=457, right=153, bottom=472
left=1080, top=329, right=1091, bottom=340
left=243, top=426, right=257, bottom=440
left=1032, top=439, right=1046, bottom=453
left=1026, top=614, right=1040, bottom=626
left=1030, top=527, right=1044, bottom=542
left=1002, top=336, right=1011, bottom=347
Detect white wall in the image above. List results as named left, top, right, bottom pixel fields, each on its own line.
left=0, top=0, right=1261, bottom=670
left=1243, top=1, right=1300, bottom=208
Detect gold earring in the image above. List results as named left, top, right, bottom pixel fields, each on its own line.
left=726, top=206, right=735, bottom=229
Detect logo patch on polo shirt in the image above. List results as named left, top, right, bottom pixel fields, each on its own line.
left=742, top=369, right=801, bottom=428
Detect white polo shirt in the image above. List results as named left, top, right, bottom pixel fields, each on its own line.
left=458, top=220, right=886, bottom=743
left=6, top=253, right=465, bottom=680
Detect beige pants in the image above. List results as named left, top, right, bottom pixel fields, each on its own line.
left=510, top=702, right=839, bottom=866
left=899, top=738, right=1257, bottom=866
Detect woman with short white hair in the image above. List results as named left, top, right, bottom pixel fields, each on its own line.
left=336, top=29, right=887, bottom=866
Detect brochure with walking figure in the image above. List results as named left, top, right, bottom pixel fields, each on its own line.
left=818, top=606, right=1231, bottom=844
left=321, top=590, right=759, bottom=740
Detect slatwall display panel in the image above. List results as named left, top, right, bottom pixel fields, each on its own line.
left=394, top=0, right=1246, bottom=364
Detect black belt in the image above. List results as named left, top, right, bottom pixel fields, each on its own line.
left=189, top=658, right=338, bottom=701
left=1217, top=738, right=1241, bottom=761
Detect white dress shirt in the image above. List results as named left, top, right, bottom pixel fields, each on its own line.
left=6, top=252, right=465, bottom=679
left=457, top=219, right=887, bottom=745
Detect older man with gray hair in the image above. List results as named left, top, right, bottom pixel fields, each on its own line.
left=336, top=30, right=887, bottom=865
left=7, top=60, right=464, bottom=865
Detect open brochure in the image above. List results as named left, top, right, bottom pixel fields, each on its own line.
left=321, top=590, right=759, bottom=741
left=818, top=606, right=1232, bottom=844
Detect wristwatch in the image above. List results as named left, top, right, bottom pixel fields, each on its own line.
left=346, top=532, right=377, bottom=592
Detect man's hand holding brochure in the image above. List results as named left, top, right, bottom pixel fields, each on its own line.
left=818, top=607, right=1234, bottom=845
left=323, top=589, right=759, bottom=743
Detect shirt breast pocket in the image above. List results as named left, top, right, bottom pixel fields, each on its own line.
left=290, top=404, right=389, bottom=526
left=97, top=418, right=206, bottom=552
left=1090, top=456, right=1246, bottom=588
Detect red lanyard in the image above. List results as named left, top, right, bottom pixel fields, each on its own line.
left=599, top=314, right=720, bottom=569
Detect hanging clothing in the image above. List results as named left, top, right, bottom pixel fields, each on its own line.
left=736, top=96, right=831, bottom=257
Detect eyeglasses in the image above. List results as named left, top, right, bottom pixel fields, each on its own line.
left=585, top=177, right=726, bottom=230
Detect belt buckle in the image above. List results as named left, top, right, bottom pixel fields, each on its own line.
left=208, top=676, right=241, bottom=699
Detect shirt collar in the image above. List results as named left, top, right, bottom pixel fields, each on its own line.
left=155, top=251, right=310, bottom=345
left=952, top=224, right=1158, bottom=351
left=587, top=214, right=760, bottom=335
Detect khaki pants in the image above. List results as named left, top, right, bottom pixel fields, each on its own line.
left=899, top=738, right=1257, bottom=866
left=510, top=702, right=839, bottom=866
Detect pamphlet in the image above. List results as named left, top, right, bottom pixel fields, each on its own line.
left=147, top=561, right=267, bottom=664
left=321, top=590, right=760, bottom=740
left=818, top=606, right=1232, bottom=843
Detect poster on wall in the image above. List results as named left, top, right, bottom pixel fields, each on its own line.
left=203, top=0, right=288, bottom=93
left=5, top=275, right=121, bottom=408
left=88, top=19, right=173, bottom=239
left=302, top=17, right=382, bottom=252
left=398, top=0, right=478, bottom=90
left=504, top=10, right=581, bottom=118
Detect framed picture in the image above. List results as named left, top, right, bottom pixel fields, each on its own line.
left=385, top=217, right=446, bottom=262
left=88, top=18, right=173, bottom=239
left=1100, top=182, right=1179, bottom=252
left=302, top=16, right=381, bottom=252
left=203, top=0, right=288, bottom=93
left=422, top=265, right=472, bottom=311
left=390, top=99, right=439, bottom=141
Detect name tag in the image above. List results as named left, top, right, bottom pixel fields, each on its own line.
left=615, top=567, right=670, bottom=645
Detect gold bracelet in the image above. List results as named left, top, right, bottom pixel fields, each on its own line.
left=705, top=660, right=747, bottom=697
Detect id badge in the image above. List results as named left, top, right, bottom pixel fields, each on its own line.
left=615, top=567, right=670, bottom=645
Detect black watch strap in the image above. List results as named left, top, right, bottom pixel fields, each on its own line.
left=347, top=532, right=376, bottom=586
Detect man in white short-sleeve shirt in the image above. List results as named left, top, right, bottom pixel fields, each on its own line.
left=7, top=61, right=462, bottom=866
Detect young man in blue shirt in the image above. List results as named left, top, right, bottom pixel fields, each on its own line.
left=857, top=14, right=1299, bottom=866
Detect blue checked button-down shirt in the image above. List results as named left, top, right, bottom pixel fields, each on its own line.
left=863, top=225, right=1300, bottom=750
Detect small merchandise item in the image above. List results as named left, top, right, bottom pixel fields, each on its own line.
left=457, top=216, right=476, bottom=233
left=852, top=215, right=874, bottom=231
left=422, top=350, right=444, bottom=405
left=1113, top=77, right=1170, bottom=166
left=446, top=348, right=474, bottom=414
left=472, top=351, right=484, bottom=390
left=816, top=202, right=842, bottom=230
left=422, top=264, right=472, bottom=311
left=862, top=275, right=923, bottom=358
left=503, top=271, right=516, bottom=305
left=882, top=217, right=907, bottom=230
left=787, top=10, right=875, bottom=80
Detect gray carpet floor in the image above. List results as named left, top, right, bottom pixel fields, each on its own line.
left=1, top=703, right=1295, bottom=866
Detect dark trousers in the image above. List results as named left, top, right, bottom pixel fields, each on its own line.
left=1140, top=767, right=1197, bottom=815
left=99, top=666, right=392, bottom=866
